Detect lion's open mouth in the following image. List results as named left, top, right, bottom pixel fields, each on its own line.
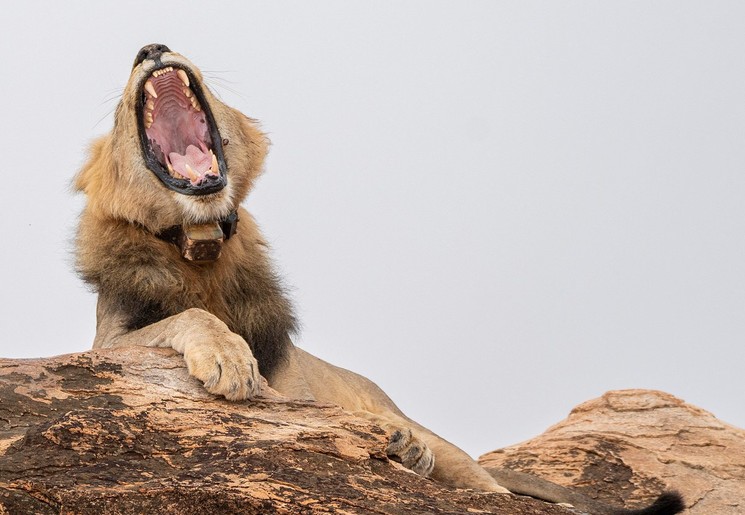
left=137, top=66, right=227, bottom=195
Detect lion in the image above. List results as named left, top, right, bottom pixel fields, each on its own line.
left=73, top=44, right=684, bottom=515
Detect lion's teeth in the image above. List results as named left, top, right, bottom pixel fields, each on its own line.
left=151, top=67, right=174, bottom=79
left=145, top=112, right=153, bottom=124
left=177, top=69, right=189, bottom=87
left=184, top=163, right=198, bottom=181
left=144, top=80, right=158, bottom=98
left=146, top=99, right=155, bottom=110
left=145, top=120, right=152, bottom=129
left=183, top=87, right=192, bottom=99
left=211, top=151, right=218, bottom=174
left=191, top=96, right=201, bottom=111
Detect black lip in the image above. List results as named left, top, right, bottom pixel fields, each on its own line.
left=136, top=65, right=228, bottom=196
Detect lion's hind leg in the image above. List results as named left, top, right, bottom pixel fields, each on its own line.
left=351, top=411, right=434, bottom=477
left=379, top=423, right=435, bottom=477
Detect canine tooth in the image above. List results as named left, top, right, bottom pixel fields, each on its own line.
left=167, top=162, right=175, bottom=174
left=145, top=80, right=158, bottom=98
left=211, top=152, right=218, bottom=173
left=184, top=163, right=199, bottom=181
left=177, top=69, right=189, bottom=87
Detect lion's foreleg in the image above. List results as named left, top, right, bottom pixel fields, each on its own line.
left=96, top=306, right=261, bottom=401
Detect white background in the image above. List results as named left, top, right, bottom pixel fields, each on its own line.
left=1, top=1, right=743, bottom=459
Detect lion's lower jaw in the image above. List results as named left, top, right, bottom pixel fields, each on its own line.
left=173, top=181, right=237, bottom=224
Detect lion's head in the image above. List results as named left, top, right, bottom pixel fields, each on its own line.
left=76, top=44, right=268, bottom=231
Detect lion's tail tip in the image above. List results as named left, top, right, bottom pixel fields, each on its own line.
left=621, top=491, right=685, bottom=515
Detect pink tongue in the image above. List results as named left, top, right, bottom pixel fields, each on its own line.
left=169, top=145, right=213, bottom=183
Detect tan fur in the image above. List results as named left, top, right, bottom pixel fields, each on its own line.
left=75, top=46, right=506, bottom=492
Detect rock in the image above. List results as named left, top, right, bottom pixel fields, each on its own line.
left=0, top=348, right=570, bottom=515
left=479, top=389, right=745, bottom=515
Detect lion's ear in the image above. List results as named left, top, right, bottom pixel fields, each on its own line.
left=74, top=135, right=113, bottom=194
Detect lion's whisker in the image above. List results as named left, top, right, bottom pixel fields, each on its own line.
left=204, top=79, right=247, bottom=102
left=91, top=108, right=116, bottom=130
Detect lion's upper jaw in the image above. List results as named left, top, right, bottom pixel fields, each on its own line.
left=76, top=51, right=268, bottom=232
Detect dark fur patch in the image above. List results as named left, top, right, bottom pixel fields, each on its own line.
left=238, top=318, right=295, bottom=379
left=120, top=296, right=174, bottom=332
left=222, top=259, right=297, bottom=377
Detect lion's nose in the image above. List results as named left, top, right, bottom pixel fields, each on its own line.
left=133, top=44, right=171, bottom=68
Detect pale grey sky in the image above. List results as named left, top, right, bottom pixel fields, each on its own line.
left=1, top=1, right=743, bottom=458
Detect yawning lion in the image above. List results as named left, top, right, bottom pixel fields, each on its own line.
left=74, top=44, right=683, bottom=515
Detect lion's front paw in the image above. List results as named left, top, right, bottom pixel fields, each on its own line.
left=386, top=427, right=435, bottom=477
left=182, top=335, right=261, bottom=401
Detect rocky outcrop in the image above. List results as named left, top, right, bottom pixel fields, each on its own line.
left=0, top=348, right=570, bottom=515
left=480, top=389, right=745, bottom=514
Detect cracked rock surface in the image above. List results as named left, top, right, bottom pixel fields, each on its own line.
left=479, top=389, right=745, bottom=514
left=0, top=348, right=571, bottom=515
